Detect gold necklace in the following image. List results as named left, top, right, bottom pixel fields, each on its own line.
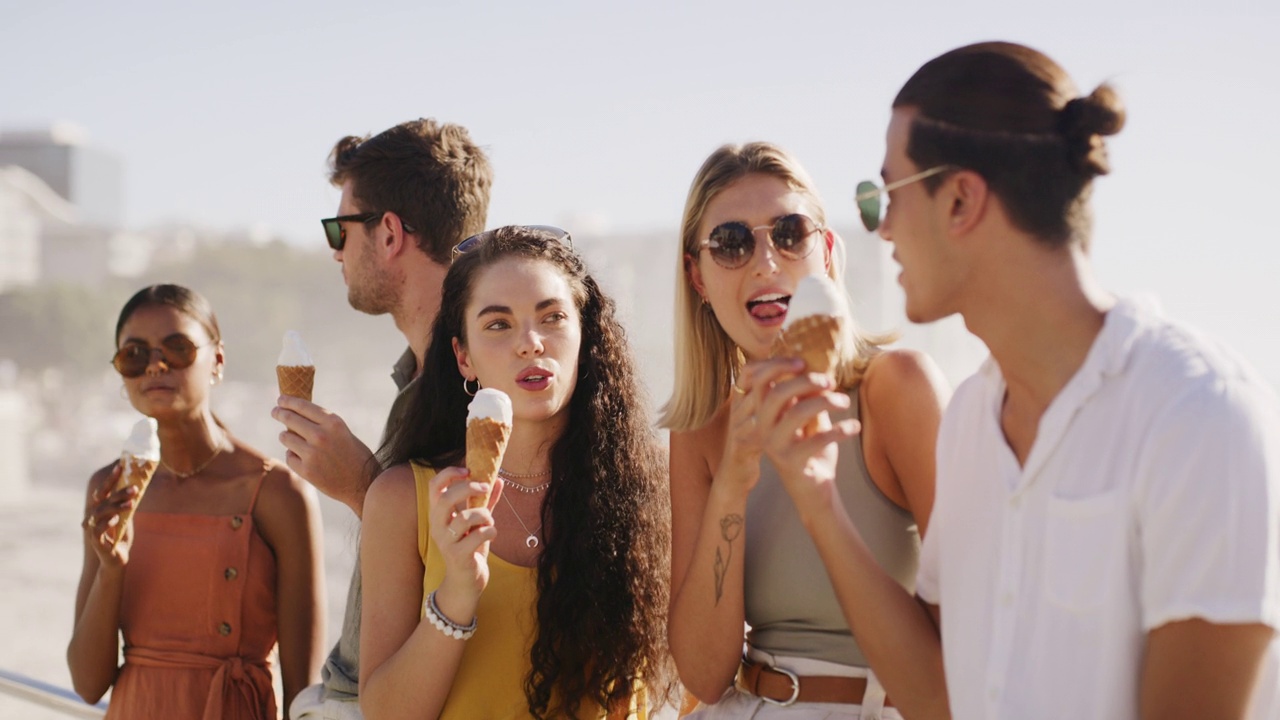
left=160, top=438, right=227, bottom=479
left=500, top=491, right=543, bottom=549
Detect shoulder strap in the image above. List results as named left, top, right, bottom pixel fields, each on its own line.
left=246, top=461, right=271, bottom=514
left=412, top=462, right=437, bottom=561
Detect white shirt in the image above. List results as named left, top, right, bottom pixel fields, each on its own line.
left=917, top=296, right=1280, bottom=720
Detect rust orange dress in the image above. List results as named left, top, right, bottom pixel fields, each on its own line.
left=105, top=464, right=279, bottom=720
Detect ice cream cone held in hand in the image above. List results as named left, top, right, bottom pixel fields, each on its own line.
left=277, top=330, right=315, bottom=401
left=112, top=417, right=161, bottom=546
left=466, top=388, right=513, bottom=509
left=773, top=274, right=846, bottom=436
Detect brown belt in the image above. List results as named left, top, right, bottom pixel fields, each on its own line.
left=735, top=659, right=893, bottom=708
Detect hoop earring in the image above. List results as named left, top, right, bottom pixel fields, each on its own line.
left=462, top=377, right=479, bottom=397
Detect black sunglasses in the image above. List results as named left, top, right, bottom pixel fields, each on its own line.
left=320, top=211, right=418, bottom=250
left=451, top=225, right=573, bottom=261
left=112, top=334, right=206, bottom=379
left=696, top=214, right=823, bottom=270
left=854, top=165, right=954, bottom=232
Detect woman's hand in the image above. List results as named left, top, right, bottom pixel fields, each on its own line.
left=427, top=467, right=499, bottom=607
left=81, top=463, right=137, bottom=569
left=757, top=371, right=859, bottom=521
left=720, top=357, right=808, bottom=493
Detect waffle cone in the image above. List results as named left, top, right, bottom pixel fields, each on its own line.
left=466, top=418, right=511, bottom=509
left=277, top=365, right=315, bottom=401
left=775, top=314, right=842, bottom=374
left=112, top=454, right=159, bottom=546
left=775, top=314, right=843, bottom=436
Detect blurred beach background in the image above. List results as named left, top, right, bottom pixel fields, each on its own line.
left=2, top=0, right=1277, bottom=716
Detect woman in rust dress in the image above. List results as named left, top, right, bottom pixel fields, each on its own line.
left=68, top=284, right=325, bottom=718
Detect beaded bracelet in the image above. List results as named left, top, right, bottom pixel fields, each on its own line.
left=423, top=590, right=477, bottom=640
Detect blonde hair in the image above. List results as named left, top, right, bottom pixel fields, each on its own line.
left=659, top=142, right=890, bottom=432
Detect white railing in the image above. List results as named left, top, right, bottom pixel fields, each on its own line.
left=0, top=668, right=106, bottom=718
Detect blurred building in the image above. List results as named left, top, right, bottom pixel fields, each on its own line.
left=0, top=123, right=122, bottom=227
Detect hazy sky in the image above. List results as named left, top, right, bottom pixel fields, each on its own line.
left=4, top=0, right=1279, bottom=386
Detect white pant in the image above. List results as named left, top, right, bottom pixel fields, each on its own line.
left=683, top=687, right=904, bottom=720
left=684, top=652, right=901, bottom=720
left=289, top=683, right=364, bottom=720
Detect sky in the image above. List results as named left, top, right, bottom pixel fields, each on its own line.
left=4, top=0, right=1279, bottom=387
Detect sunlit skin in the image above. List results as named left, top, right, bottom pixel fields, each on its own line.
left=687, top=173, right=832, bottom=361
left=876, top=108, right=964, bottom=325
left=117, top=305, right=222, bottom=423
left=453, top=256, right=583, bottom=437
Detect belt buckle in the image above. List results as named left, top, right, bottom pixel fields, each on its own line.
left=761, top=665, right=800, bottom=707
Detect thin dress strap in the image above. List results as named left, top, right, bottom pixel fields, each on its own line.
left=246, top=461, right=272, bottom=514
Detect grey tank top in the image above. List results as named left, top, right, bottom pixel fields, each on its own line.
left=743, top=386, right=920, bottom=667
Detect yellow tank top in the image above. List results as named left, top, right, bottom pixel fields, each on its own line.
left=412, top=463, right=645, bottom=719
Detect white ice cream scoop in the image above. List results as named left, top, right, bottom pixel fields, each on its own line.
left=122, top=417, right=160, bottom=460
left=783, top=274, right=845, bottom=328
left=467, top=387, right=513, bottom=425
left=277, top=330, right=313, bottom=366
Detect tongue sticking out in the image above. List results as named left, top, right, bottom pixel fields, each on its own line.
left=747, top=294, right=790, bottom=321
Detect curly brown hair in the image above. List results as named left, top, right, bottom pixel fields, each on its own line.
left=380, top=226, right=676, bottom=718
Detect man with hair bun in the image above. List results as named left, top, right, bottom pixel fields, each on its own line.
left=771, top=41, right=1279, bottom=719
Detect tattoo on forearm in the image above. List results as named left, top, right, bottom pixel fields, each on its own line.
left=713, top=514, right=744, bottom=606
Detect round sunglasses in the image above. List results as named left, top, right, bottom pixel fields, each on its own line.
left=697, top=214, right=824, bottom=270
left=854, top=165, right=954, bottom=232
left=451, top=225, right=573, bottom=261
left=112, top=334, right=206, bottom=378
left=320, top=211, right=418, bottom=251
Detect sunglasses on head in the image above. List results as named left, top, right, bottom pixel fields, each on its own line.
left=854, top=165, right=955, bottom=232
left=697, top=214, right=824, bottom=270
left=112, top=334, right=206, bottom=379
left=451, top=225, right=573, bottom=261
left=320, top=211, right=418, bottom=251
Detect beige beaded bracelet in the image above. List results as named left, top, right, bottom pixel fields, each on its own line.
left=423, top=590, right=477, bottom=640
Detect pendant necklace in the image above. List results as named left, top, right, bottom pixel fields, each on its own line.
left=500, top=490, right=543, bottom=548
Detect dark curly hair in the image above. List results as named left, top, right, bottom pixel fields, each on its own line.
left=380, top=226, right=676, bottom=718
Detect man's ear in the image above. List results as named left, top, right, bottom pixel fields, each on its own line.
left=947, top=170, right=989, bottom=236
left=380, top=211, right=411, bottom=259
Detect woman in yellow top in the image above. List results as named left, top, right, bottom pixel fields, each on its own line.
left=358, top=226, right=676, bottom=720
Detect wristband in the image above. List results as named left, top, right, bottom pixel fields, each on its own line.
left=423, top=590, right=477, bottom=640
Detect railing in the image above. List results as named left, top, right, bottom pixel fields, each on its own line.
left=0, top=668, right=106, bottom=718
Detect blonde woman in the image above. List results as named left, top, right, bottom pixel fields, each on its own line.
left=663, top=143, right=949, bottom=718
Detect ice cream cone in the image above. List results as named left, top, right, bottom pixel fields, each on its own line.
left=776, top=314, right=842, bottom=375
left=774, top=314, right=843, bottom=437
left=466, top=417, right=511, bottom=508
left=112, top=453, right=159, bottom=546
left=277, top=365, right=315, bottom=401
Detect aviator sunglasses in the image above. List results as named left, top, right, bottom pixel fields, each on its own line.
left=697, top=214, right=824, bottom=270
left=854, top=165, right=954, bottom=232
left=321, top=211, right=418, bottom=251
left=112, top=334, right=206, bottom=378
left=451, top=225, right=573, bottom=261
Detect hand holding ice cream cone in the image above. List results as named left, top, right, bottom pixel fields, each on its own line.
left=111, top=417, right=161, bottom=547
left=277, top=330, right=315, bottom=401
left=465, top=388, right=513, bottom=509
left=773, top=275, right=847, bottom=436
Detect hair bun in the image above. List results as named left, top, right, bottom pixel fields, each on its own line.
left=1059, top=83, right=1126, bottom=176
